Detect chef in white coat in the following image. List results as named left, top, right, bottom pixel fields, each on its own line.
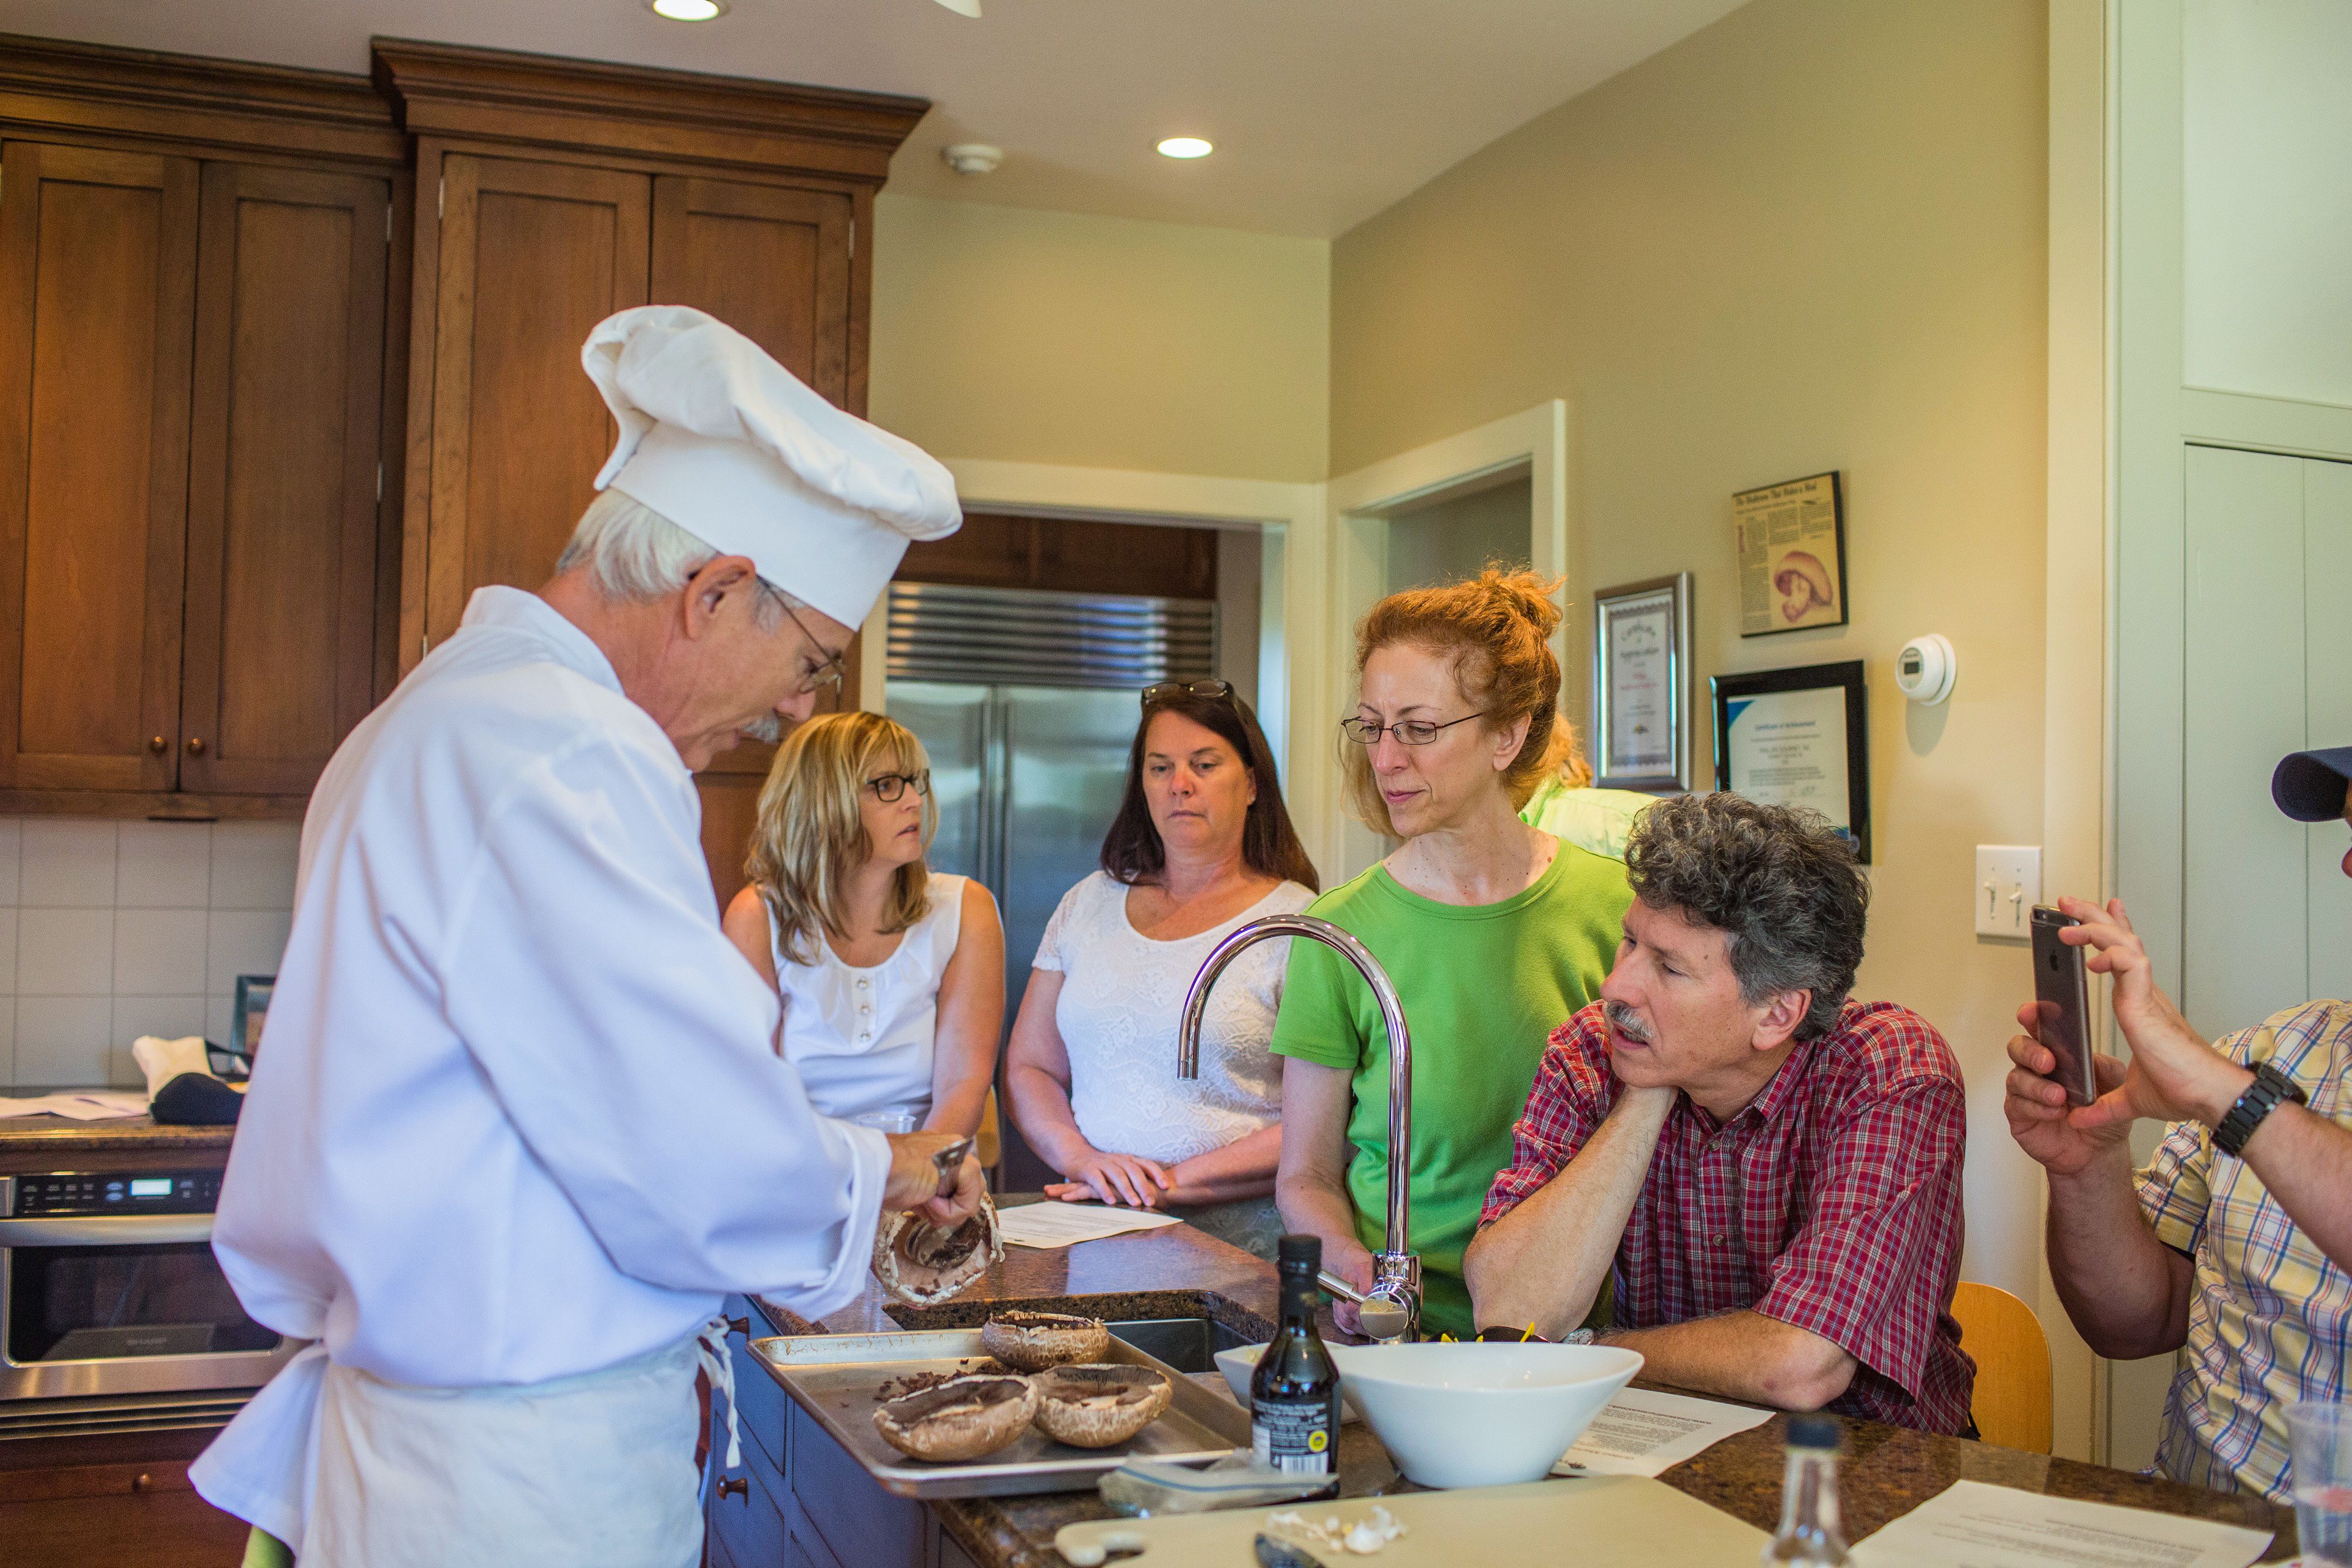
left=189, top=305, right=977, bottom=1567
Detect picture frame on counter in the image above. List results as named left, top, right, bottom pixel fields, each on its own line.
left=1711, top=660, right=1870, bottom=862
left=232, top=974, right=275, bottom=1065
left=1591, top=573, right=1692, bottom=793
left=1734, top=470, right=1848, bottom=636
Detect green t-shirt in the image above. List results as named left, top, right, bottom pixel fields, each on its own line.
left=1269, top=842, right=1633, bottom=1337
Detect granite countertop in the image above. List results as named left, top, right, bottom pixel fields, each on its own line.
left=753, top=1201, right=2300, bottom=1567
left=0, top=1113, right=234, bottom=1156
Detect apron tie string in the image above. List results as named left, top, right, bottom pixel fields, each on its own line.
left=696, top=1318, right=742, bottom=1474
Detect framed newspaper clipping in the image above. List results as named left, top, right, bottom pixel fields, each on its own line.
left=1591, top=574, right=1690, bottom=793
left=1735, top=471, right=1847, bottom=636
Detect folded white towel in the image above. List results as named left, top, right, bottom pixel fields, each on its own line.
left=132, top=1034, right=218, bottom=1100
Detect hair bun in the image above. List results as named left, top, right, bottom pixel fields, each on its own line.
left=1478, top=567, right=1565, bottom=640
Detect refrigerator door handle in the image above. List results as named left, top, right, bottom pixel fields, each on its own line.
left=982, top=690, right=1012, bottom=898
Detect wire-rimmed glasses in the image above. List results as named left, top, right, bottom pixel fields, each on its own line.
left=1338, top=711, right=1488, bottom=746
left=1141, top=678, right=1234, bottom=708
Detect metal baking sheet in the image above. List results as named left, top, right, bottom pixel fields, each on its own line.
left=749, top=1328, right=1251, bottom=1499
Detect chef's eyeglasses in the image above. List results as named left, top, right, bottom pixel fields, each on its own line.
left=780, top=599, right=846, bottom=694
left=1339, top=711, right=1489, bottom=747
left=864, top=770, right=931, bottom=803
left=1141, top=678, right=1234, bottom=708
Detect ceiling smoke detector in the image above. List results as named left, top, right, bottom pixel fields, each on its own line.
left=941, top=144, right=1004, bottom=176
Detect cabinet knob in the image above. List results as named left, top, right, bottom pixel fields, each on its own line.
left=716, top=1476, right=748, bottom=1501
left=185, top=737, right=206, bottom=756
left=148, top=736, right=168, bottom=754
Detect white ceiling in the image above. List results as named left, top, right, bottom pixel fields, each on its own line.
left=0, top=0, right=1745, bottom=237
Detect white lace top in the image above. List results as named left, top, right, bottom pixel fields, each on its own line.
left=767, top=874, right=980, bottom=1125
left=1033, top=871, right=1314, bottom=1165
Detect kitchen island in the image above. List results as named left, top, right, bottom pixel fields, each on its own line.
left=720, top=1198, right=2298, bottom=1568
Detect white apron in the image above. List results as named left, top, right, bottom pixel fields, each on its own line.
left=220, top=1323, right=739, bottom=1567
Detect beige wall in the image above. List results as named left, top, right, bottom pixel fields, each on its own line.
left=870, top=195, right=1329, bottom=482
left=1331, top=0, right=2054, bottom=1310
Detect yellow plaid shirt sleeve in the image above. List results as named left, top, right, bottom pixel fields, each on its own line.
left=2133, top=999, right=2352, bottom=1502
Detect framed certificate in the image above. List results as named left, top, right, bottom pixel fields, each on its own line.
left=1735, top=471, right=1847, bottom=637
left=1711, top=660, right=1870, bottom=861
left=1591, top=574, right=1690, bottom=793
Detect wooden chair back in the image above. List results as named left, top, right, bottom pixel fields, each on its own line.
left=1952, top=1281, right=2053, bottom=1452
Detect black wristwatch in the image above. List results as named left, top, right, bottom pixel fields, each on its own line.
left=2213, top=1062, right=2307, bottom=1157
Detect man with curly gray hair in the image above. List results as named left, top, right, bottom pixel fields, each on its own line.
left=1464, top=793, right=1976, bottom=1435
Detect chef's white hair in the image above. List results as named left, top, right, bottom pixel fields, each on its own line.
left=557, top=488, right=794, bottom=630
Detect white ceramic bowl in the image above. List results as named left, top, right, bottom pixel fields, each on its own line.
left=1325, top=1341, right=1643, bottom=1489
left=1214, top=1344, right=1364, bottom=1421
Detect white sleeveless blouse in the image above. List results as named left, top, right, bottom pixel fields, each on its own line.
left=765, top=874, right=974, bottom=1125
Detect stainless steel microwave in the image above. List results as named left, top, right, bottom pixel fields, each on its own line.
left=1, top=1168, right=298, bottom=1405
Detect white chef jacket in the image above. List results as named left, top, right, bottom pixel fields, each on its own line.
left=191, top=586, right=888, bottom=1546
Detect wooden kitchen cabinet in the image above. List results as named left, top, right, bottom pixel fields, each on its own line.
left=0, top=141, right=198, bottom=797
left=0, top=38, right=410, bottom=818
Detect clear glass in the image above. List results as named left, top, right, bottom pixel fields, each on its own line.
left=2290, top=1399, right=2352, bottom=1566
left=1762, top=1446, right=1850, bottom=1566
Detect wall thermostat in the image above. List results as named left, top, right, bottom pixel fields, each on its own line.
left=1895, top=634, right=1956, bottom=706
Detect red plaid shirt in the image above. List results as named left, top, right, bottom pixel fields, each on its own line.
left=1481, top=999, right=1975, bottom=1434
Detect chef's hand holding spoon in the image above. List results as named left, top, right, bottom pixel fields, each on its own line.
left=883, top=1132, right=984, bottom=1228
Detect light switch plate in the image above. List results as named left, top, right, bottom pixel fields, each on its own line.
left=1975, top=845, right=2042, bottom=940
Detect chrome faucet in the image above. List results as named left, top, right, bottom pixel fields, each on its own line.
left=1177, top=914, right=1420, bottom=1342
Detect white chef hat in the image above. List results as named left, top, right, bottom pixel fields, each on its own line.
left=581, top=305, right=960, bottom=628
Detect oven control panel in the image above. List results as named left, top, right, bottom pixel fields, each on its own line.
left=9, top=1170, right=221, bottom=1216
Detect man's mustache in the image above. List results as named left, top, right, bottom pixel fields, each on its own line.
left=1603, top=1000, right=1653, bottom=1044
left=741, top=714, right=783, bottom=744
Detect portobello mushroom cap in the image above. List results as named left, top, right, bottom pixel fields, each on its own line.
left=871, top=1373, right=1038, bottom=1462
left=978, top=1310, right=1111, bottom=1372
left=873, top=1193, right=1003, bottom=1308
left=1030, top=1363, right=1173, bottom=1448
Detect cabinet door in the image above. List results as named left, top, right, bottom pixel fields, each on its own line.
left=424, top=155, right=649, bottom=648
left=0, top=142, right=198, bottom=791
left=180, top=163, right=390, bottom=795
left=652, top=175, right=857, bottom=788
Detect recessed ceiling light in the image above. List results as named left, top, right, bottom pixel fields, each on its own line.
left=649, top=0, right=727, bottom=20
left=1156, top=137, right=1214, bottom=160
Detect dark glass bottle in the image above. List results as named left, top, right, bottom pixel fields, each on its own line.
left=1251, top=1234, right=1342, bottom=1489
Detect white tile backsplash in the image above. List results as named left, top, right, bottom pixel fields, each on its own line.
left=206, top=910, right=293, bottom=999
left=115, top=909, right=209, bottom=995
left=1, top=814, right=298, bottom=1089
left=211, top=823, right=302, bottom=911
left=16, top=994, right=116, bottom=1088
left=116, top=821, right=213, bottom=908
left=19, top=907, right=114, bottom=995
left=21, top=820, right=119, bottom=907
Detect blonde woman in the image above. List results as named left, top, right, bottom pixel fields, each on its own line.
left=723, top=713, right=1005, bottom=1136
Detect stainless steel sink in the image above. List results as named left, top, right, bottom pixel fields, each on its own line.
left=1103, top=1315, right=1253, bottom=1374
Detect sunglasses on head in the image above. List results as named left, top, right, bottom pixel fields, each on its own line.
left=1141, top=678, right=1234, bottom=709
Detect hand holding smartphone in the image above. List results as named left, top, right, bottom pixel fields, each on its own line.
left=2029, top=905, right=2098, bottom=1107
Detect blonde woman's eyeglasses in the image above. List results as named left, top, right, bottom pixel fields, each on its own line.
left=864, top=770, right=931, bottom=803
left=1339, top=712, right=1487, bottom=747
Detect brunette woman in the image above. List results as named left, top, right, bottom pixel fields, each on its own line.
left=1004, top=681, right=1319, bottom=1259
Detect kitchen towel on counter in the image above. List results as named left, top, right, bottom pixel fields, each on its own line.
left=0, top=1089, right=149, bottom=1120
left=135, top=1034, right=246, bottom=1125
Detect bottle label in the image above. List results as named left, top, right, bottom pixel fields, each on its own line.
left=1251, top=1396, right=1336, bottom=1475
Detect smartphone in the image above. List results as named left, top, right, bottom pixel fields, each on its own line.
left=2029, top=905, right=2098, bottom=1107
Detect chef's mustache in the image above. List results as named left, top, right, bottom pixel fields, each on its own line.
left=1603, top=1000, right=1653, bottom=1044
left=740, top=714, right=783, bottom=745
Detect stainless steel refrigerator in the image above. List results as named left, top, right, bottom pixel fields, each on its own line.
left=883, top=581, right=1217, bottom=1188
